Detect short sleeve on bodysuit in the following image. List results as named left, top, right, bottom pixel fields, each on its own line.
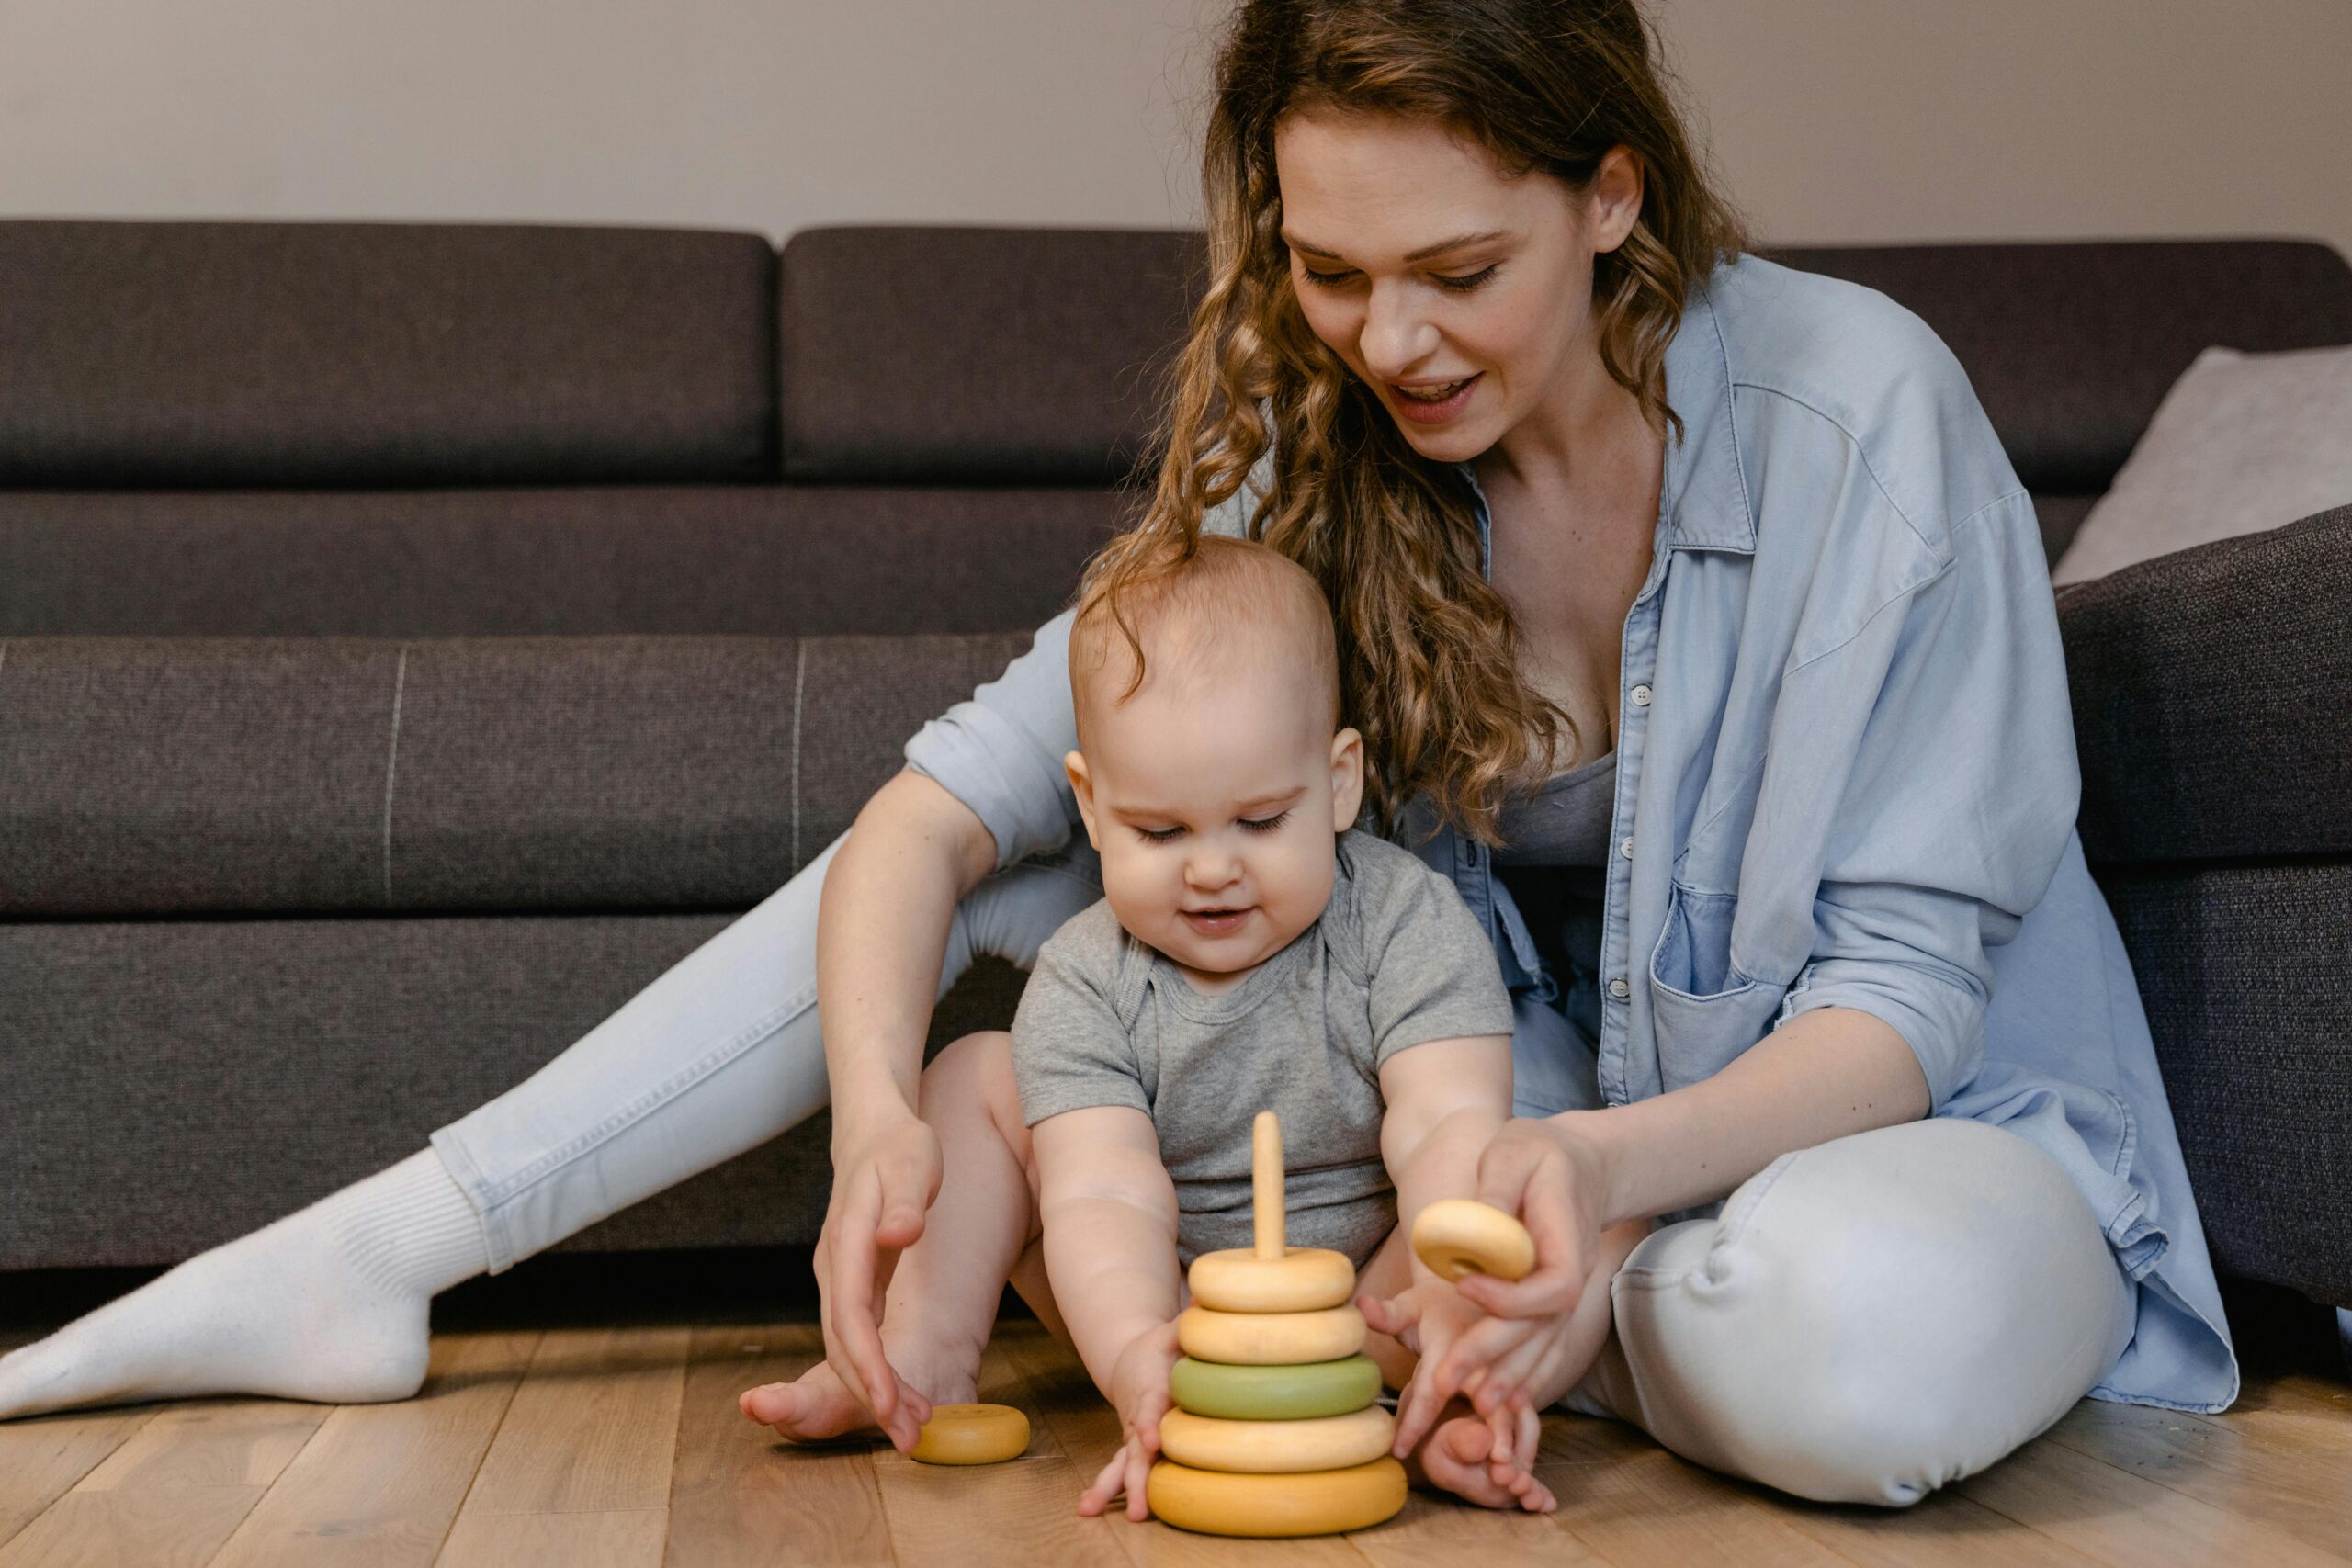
left=1339, top=831, right=1518, bottom=1066
left=1009, top=906, right=1149, bottom=1127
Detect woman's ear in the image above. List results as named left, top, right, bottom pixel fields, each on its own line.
left=1588, top=145, right=1645, bottom=255
left=1065, top=750, right=1102, bottom=850
left=1329, top=727, right=1365, bottom=830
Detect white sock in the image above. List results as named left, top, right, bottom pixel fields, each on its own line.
left=0, top=1149, right=492, bottom=1418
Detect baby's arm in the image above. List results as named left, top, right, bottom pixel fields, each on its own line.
left=1030, top=1105, right=1183, bottom=1520
left=1378, top=1033, right=1516, bottom=1233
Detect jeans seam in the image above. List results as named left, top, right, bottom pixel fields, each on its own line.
left=470, top=981, right=818, bottom=1208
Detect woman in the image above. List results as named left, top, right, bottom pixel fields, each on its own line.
left=0, top=0, right=2233, bottom=1507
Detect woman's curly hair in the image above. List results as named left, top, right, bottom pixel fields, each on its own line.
left=1076, top=0, right=1745, bottom=845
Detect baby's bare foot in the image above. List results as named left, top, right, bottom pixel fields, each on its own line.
left=1407, top=1405, right=1557, bottom=1513
left=740, top=1359, right=879, bottom=1443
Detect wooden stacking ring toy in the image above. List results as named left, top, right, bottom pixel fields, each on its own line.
left=909, top=1403, right=1030, bottom=1465
left=1147, top=1457, right=1408, bottom=1537
left=1168, top=1355, right=1384, bottom=1421
left=1177, top=1303, right=1365, bottom=1366
left=1410, top=1198, right=1537, bottom=1283
left=1187, top=1114, right=1358, bottom=1314
left=1159, top=1405, right=1395, bottom=1473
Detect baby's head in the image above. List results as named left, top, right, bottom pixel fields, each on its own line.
left=1065, top=534, right=1364, bottom=984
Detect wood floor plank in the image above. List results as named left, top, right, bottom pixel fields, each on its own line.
left=876, top=1333, right=1143, bottom=1568
left=663, top=1322, right=890, bottom=1568
left=1535, top=1416, right=1861, bottom=1568
left=435, top=1325, right=688, bottom=1568
left=1349, top=1483, right=1618, bottom=1568
left=0, top=1399, right=328, bottom=1568
left=0, top=1405, right=159, bottom=1551
left=995, top=1323, right=1377, bottom=1568
left=206, top=1332, right=536, bottom=1568
left=1770, top=1487, right=2111, bottom=1568
left=2222, top=1375, right=2352, bottom=1462
left=2043, top=1394, right=2352, bottom=1559
left=1955, top=1428, right=2352, bottom=1568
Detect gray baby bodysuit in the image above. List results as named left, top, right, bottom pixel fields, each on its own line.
left=1011, top=827, right=1515, bottom=1268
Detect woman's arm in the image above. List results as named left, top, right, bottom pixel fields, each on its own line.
left=812, top=764, right=1001, bottom=1437
left=1578, top=1003, right=1925, bottom=1227
left=1460, top=994, right=1927, bottom=1335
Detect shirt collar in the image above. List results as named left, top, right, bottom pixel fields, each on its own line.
left=1656, top=275, right=1757, bottom=555
left=1455, top=268, right=1758, bottom=565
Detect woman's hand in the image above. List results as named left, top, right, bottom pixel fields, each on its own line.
left=1375, top=1116, right=1618, bottom=1454
left=812, top=1107, right=944, bottom=1451
left=1077, top=1319, right=1182, bottom=1522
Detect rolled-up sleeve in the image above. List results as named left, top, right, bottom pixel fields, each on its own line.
left=903, top=605, right=1084, bottom=874
left=899, top=481, right=1259, bottom=875
left=1773, top=491, right=2079, bottom=1108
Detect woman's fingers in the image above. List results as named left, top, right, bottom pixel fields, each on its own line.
left=1466, top=1127, right=1589, bottom=1320
left=818, top=1178, right=900, bottom=1427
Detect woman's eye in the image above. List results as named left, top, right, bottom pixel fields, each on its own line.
left=1299, top=266, right=1355, bottom=289
left=1240, top=812, right=1291, bottom=834
left=1433, top=265, right=1498, bottom=293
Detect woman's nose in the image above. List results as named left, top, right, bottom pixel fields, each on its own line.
left=1359, top=281, right=1438, bottom=380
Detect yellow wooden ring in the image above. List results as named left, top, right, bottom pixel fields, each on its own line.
left=1148, top=1457, right=1407, bottom=1537
left=1159, top=1405, right=1395, bottom=1473
left=909, top=1403, right=1030, bottom=1465
left=1177, top=1303, right=1365, bottom=1366
left=1186, top=1247, right=1355, bottom=1314
left=1410, top=1199, right=1536, bottom=1283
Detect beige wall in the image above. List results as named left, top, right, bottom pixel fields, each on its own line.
left=2, top=0, right=2346, bottom=257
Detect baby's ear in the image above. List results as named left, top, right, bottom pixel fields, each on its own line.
left=1329, top=728, right=1365, bottom=830
left=1065, top=750, right=1102, bottom=850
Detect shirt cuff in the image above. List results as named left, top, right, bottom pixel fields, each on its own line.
left=903, top=699, right=1078, bottom=874
left=1775, top=957, right=1986, bottom=1111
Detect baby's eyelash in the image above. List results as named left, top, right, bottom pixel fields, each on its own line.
left=1136, top=810, right=1291, bottom=844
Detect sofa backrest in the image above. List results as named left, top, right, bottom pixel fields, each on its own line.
left=0, top=221, right=778, bottom=488
left=2, top=221, right=2347, bottom=640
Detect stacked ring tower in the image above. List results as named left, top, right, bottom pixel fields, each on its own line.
left=1146, top=1111, right=1408, bottom=1538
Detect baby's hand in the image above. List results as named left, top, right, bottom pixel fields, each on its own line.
left=1078, top=1319, right=1182, bottom=1522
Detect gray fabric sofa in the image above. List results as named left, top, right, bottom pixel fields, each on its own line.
left=2, top=222, right=2347, bottom=1324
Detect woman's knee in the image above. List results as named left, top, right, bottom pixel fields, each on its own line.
left=1607, top=1118, right=2133, bottom=1506
left=952, top=850, right=1103, bottom=973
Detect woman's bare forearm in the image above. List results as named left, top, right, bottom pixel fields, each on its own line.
left=1570, top=1006, right=1929, bottom=1227
left=819, top=767, right=1000, bottom=1148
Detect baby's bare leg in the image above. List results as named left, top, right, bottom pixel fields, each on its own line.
left=742, top=1030, right=1040, bottom=1442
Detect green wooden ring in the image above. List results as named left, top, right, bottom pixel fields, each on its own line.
left=1170, top=1355, right=1384, bottom=1421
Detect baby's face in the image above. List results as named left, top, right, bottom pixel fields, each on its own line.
left=1067, top=660, right=1363, bottom=989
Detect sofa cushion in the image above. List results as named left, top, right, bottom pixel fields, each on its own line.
left=0, top=485, right=1117, bottom=637
left=2052, top=343, right=2352, bottom=585
left=2060, top=504, right=2352, bottom=864
left=0, top=911, right=1024, bottom=1269
left=780, top=225, right=1201, bottom=483
left=1770, top=241, right=2352, bottom=495
left=0, top=221, right=778, bottom=487
left=0, top=632, right=1036, bottom=917
left=2098, top=860, right=2352, bottom=1305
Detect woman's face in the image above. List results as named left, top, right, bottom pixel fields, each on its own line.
left=1273, top=109, right=1643, bottom=464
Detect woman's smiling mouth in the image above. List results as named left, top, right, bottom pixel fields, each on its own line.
left=1388, top=373, right=1482, bottom=423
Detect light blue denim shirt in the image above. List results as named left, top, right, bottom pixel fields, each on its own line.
left=904, top=254, right=2236, bottom=1415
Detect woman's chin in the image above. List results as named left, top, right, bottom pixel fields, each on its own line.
left=1389, top=412, right=1499, bottom=466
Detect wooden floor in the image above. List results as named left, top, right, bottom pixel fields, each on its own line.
left=1, top=1317, right=2347, bottom=1568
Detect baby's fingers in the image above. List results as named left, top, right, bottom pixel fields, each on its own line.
left=1078, top=1447, right=1129, bottom=1517
left=1124, top=1440, right=1155, bottom=1523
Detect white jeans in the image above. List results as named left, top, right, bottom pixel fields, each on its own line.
left=430, top=828, right=2132, bottom=1506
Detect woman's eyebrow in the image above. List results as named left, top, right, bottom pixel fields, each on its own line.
left=1281, top=230, right=1510, bottom=264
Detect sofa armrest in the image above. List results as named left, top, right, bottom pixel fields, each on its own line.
left=2059, top=503, right=2352, bottom=864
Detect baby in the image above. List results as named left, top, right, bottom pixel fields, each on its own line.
left=741, top=533, right=1555, bottom=1515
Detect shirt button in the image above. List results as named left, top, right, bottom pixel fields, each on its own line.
left=1608, top=976, right=1631, bottom=1000
left=1619, top=835, right=1634, bottom=860
left=1631, top=684, right=1653, bottom=707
